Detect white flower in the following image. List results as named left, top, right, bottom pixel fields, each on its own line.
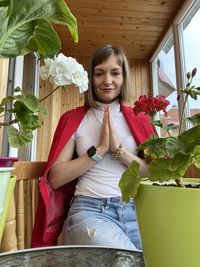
left=40, top=53, right=89, bottom=93
left=39, top=58, right=54, bottom=80
left=72, top=64, right=89, bottom=93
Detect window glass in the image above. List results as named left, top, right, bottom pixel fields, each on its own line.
left=154, top=36, right=178, bottom=137
left=182, top=4, right=200, bottom=117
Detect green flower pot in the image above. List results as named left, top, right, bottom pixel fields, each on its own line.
left=135, top=178, right=200, bottom=267
left=0, top=167, right=14, bottom=223
left=0, top=175, right=16, bottom=243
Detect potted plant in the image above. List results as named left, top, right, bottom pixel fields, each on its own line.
left=119, top=68, right=200, bottom=267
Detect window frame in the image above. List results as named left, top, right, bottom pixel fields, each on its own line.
left=150, top=0, right=199, bottom=133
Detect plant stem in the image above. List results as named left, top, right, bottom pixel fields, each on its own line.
left=179, top=94, right=188, bottom=135
left=0, top=119, right=18, bottom=127
left=175, top=178, right=185, bottom=187
left=39, top=86, right=60, bottom=103
left=166, top=129, right=171, bottom=137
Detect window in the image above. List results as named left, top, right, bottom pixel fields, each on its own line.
left=182, top=1, right=200, bottom=117
left=1, top=54, right=39, bottom=159
left=151, top=0, right=200, bottom=136
left=152, top=35, right=178, bottom=137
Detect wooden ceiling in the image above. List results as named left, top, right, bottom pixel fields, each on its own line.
left=55, top=0, right=185, bottom=59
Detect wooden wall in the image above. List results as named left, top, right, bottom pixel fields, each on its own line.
left=36, top=57, right=151, bottom=160
left=0, top=59, right=9, bottom=155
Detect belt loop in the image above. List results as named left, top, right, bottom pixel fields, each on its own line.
left=104, top=197, right=110, bottom=209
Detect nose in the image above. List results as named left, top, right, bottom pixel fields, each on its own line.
left=104, top=73, right=112, bottom=86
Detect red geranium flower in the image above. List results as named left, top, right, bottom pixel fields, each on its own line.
left=133, top=95, right=170, bottom=116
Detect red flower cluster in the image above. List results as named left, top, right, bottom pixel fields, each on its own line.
left=133, top=95, right=170, bottom=116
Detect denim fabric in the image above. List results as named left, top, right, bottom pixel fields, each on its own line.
left=63, top=195, right=142, bottom=251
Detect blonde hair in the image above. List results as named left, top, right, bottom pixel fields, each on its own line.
left=84, top=44, right=131, bottom=108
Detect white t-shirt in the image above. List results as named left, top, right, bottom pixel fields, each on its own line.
left=73, top=101, right=137, bottom=197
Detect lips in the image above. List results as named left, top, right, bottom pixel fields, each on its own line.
left=102, top=88, right=114, bottom=92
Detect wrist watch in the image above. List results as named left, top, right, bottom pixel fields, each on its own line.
left=87, top=146, right=103, bottom=162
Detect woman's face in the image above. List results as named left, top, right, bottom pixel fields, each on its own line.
left=92, top=54, right=123, bottom=104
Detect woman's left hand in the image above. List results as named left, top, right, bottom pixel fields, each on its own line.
left=107, top=107, right=120, bottom=153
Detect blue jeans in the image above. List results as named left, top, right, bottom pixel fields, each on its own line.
left=63, top=195, right=142, bottom=251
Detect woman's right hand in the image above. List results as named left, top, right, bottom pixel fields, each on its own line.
left=97, top=107, right=110, bottom=156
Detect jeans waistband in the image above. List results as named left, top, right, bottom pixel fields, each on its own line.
left=73, top=195, right=134, bottom=205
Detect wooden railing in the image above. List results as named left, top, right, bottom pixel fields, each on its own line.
left=184, top=165, right=200, bottom=178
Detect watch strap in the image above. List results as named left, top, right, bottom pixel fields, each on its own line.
left=87, top=146, right=103, bottom=162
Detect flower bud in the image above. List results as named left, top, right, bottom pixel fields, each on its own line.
left=186, top=72, right=191, bottom=80
left=192, top=68, right=197, bottom=77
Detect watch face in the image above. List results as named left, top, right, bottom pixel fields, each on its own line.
left=87, top=146, right=97, bottom=157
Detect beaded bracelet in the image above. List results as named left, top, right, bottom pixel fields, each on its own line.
left=112, top=144, right=123, bottom=160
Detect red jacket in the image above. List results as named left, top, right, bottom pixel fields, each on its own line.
left=32, top=104, right=155, bottom=247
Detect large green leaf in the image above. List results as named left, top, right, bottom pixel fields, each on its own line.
left=0, top=0, right=10, bottom=7
left=14, top=101, right=40, bottom=130
left=119, top=161, right=143, bottom=201
left=7, top=126, right=33, bottom=147
left=21, top=19, right=60, bottom=57
left=22, top=93, right=39, bottom=113
left=178, top=125, right=200, bottom=152
left=193, top=145, right=200, bottom=169
left=187, top=112, right=200, bottom=125
left=0, top=0, right=78, bottom=58
left=149, top=153, right=192, bottom=182
left=165, top=137, right=186, bottom=156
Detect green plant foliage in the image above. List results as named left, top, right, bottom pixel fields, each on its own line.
left=0, top=87, right=48, bottom=147
left=149, top=153, right=192, bottom=182
left=119, top=69, right=200, bottom=200
left=119, top=161, right=143, bottom=202
left=7, top=126, right=33, bottom=148
left=0, top=0, right=78, bottom=58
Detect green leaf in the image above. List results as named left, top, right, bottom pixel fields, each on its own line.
left=138, top=135, right=167, bottom=158
left=193, top=145, right=200, bottom=169
left=7, top=125, right=33, bottom=147
left=151, top=120, right=178, bottom=132
left=149, top=153, right=192, bottom=182
left=165, top=123, right=179, bottom=131
left=0, top=95, right=15, bottom=107
left=0, top=0, right=10, bottom=7
left=23, top=94, right=39, bottom=112
left=165, top=137, right=186, bottom=155
left=13, top=86, right=22, bottom=93
left=22, top=19, right=60, bottom=57
left=14, top=102, right=40, bottom=130
left=119, top=161, right=143, bottom=201
left=179, top=125, right=200, bottom=152
left=187, top=112, right=200, bottom=125
left=0, top=0, right=78, bottom=58
left=151, top=120, right=163, bottom=128
left=38, top=106, right=48, bottom=116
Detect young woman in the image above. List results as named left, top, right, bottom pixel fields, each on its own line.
left=32, top=44, right=154, bottom=250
